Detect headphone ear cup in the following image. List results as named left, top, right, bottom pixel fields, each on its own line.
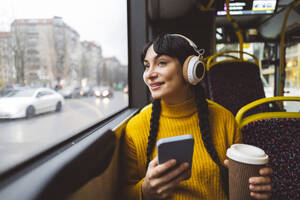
left=183, top=55, right=193, bottom=84
left=183, top=55, right=206, bottom=85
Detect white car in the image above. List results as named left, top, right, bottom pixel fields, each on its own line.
left=0, top=88, right=64, bottom=119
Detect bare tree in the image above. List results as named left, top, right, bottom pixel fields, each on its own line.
left=11, top=23, right=26, bottom=85
left=80, top=52, right=89, bottom=82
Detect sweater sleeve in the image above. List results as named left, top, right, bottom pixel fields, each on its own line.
left=121, top=125, right=144, bottom=200
left=233, top=119, right=242, bottom=144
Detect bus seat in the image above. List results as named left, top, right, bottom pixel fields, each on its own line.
left=236, top=97, right=300, bottom=200
left=205, top=51, right=267, bottom=116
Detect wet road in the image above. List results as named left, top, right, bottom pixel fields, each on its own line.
left=0, top=91, right=128, bottom=174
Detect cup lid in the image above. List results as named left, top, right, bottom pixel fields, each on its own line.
left=226, top=144, right=269, bottom=165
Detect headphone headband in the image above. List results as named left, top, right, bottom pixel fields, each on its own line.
left=170, top=34, right=205, bottom=57
left=169, top=33, right=206, bottom=85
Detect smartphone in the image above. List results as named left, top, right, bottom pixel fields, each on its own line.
left=157, top=134, right=194, bottom=179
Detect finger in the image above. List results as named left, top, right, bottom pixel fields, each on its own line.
left=150, top=159, right=177, bottom=178
left=224, top=159, right=229, bottom=168
left=157, top=169, right=191, bottom=194
left=249, top=176, right=271, bottom=185
left=249, top=184, right=272, bottom=192
left=149, top=157, right=159, bottom=168
left=151, top=162, right=189, bottom=188
left=159, top=162, right=189, bottom=184
left=259, top=167, right=273, bottom=176
left=250, top=192, right=271, bottom=200
left=157, top=188, right=174, bottom=200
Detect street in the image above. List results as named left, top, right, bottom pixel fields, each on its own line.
left=0, top=91, right=128, bottom=174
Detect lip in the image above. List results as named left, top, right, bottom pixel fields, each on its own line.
left=149, top=82, right=164, bottom=90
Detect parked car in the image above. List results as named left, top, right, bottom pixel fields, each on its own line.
left=57, top=86, right=81, bottom=98
left=93, top=86, right=113, bottom=98
left=0, top=88, right=64, bottom=119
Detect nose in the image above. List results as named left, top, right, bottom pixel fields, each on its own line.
left=145, top=65, right=158, bottom=79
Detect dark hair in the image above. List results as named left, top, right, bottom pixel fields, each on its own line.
left=142, top=34, right=229, bottom=196
left=141, top=34, right=197, bottom=66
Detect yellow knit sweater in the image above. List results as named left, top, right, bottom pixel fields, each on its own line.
left=121, top=98, right=241, bottom=200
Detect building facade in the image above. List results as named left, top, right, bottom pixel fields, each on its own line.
left=0, top=17, right=124, bottom=90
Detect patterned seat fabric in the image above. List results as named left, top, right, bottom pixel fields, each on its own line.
left=207, top=61, right=267, bottom=115
left=241, top=118, right=300, bottom=200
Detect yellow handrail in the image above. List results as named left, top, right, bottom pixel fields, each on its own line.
left=198, top=0, right=215, bottom=11
left=235, top=96, right=300, bottom=128
left=226, top=0, right=244, bottom=59
left=206, top=50, right=259, bottom=70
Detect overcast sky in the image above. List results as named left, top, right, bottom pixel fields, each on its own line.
left=0, top=0, right=128, bottom=65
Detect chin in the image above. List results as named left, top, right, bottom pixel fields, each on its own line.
left=151, top=95, right=161, bottom=100
left=150, top=92, right=163, bottom=100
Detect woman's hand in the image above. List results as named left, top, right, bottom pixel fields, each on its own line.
left=224, top=159, right=273, bottom=200
left=248, top=167, right=273, bottom=199
left=142, top=157, right=190, bottom=200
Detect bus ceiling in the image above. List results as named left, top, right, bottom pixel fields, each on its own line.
left=147, top=0, right=300, bottom=41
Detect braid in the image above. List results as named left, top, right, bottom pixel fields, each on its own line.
left=192, top=84, right=229, bottom=197
left=146, top=99, right=161, bottom=168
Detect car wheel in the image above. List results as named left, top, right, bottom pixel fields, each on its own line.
left=26, top=106, right=35, bottom=118
left=55, top=101, right=62, bottom=112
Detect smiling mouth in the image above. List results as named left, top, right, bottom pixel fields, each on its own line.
left=150, top=82, right=164, bottom=90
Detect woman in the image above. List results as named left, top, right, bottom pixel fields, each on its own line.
left=121, top=33, right=272, bottom=200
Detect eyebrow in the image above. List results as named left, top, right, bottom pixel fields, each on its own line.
left=144, top=54, right=164, bottom=63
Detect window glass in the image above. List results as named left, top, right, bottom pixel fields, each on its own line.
left=284, top=43, right=300, bottom=111
left=0, top=0, right=128, bottom=174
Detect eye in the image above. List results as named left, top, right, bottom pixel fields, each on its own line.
left=143, top=64, right=149, bottom=70
left=158, top=61, right=167, bottom=66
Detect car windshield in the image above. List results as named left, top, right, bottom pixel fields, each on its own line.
left=6, top=89, right=36, bottom=97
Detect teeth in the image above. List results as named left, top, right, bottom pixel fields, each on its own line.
left=151, top=83, right=162, bottom=87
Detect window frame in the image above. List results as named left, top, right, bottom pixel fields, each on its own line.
left=0, top=0, right=149, bottom=199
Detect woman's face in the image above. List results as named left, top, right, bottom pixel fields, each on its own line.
left=143, top=45, right=191, bottom=104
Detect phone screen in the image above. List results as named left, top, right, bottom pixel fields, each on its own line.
left=157, top=135, right=194, bottom=179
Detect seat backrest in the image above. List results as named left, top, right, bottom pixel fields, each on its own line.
left=205, top=51, right=267, bottom=115
left=242, top=118, right=300, bottom=200
left=236, top=97, right=300, bottom=200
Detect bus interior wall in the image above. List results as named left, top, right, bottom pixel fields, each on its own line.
left=149, top=10, right=216, bottom=58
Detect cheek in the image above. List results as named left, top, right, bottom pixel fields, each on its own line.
left=166, top=69, right=184, bottom=84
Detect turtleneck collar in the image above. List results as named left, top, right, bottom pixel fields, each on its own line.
left=160, top=98, right=197, bottom=118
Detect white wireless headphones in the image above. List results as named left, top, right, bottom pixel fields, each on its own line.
left=170, top=34, right=206, bottom=85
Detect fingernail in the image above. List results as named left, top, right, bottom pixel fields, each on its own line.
left=249, top=178, right=254, bottom=183
left=250, top=192, right=255, bottom=197
left=249, top=184, right=254, bottom=190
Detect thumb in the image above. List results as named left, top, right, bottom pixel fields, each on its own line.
left=224, top=159, right=229, bottom=168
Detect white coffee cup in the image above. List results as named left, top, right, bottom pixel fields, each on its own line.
left=226, top=144, right=269, bottom=165
left=226, top=144, right=269, bottom=200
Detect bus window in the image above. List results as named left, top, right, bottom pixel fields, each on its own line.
left=284, top=43, right=300, bottom=111
left=0, top=0, right=128, bottom=175
left=285, top=43, right=300, bottom=96
left=216, top=42, right=265, bottom=62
